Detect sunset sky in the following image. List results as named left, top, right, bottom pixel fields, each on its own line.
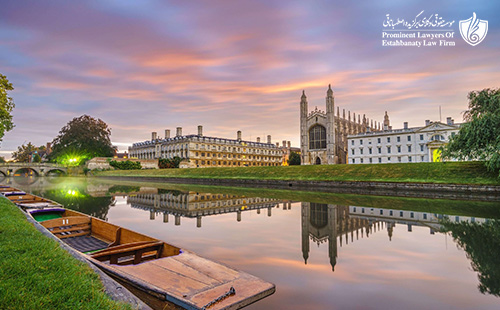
left=1, top=0, right=498, bottom=157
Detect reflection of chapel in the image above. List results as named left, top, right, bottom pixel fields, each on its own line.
left=301, top=203, right=384, bottom=271
left=300, top=85, right=384, bottom=164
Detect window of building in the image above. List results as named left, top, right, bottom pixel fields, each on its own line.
left=420, top=145, right=424, bottom=152
left=388, top=157, right=391, bottom=161
left=352, top=158, right=355, bottom=164
left=378, top=147, right=381, bottom=154
left=397, top=136, right=401, bottom=142
left=409, top=156, right=412, bottom=162
left=378, top=158, right=382, bottom=163
left=408, top=145, right=411, bottom=152
left=360, top=149, right=363, bottom=155
left=361, top=158, right=364, bottom=163
left=360, top=139, right=363, bottom=145
left=408, top=135, right=411, bottom=141
left=398, top=157, right=401, bottom=162
left=387, top=146, right=391, bottom=153
left=380, top=210, right=383, bottom=215
left=421, top=155, right=424, bottom=161
left=369, top=148, right=372, bottom=154
left=369, top=158, right=372, bottom=163
left=423, top=214, right=427, bottom=220
left=397, top=146, right=401, bottom=153
left=420, top=134, right=424, bottom=140
left=309, top=125, right=327, bottom=149
left=400, top=211, right=404, bottom=217
left=351, top=140, right=354, bottom=145
left=377, top=138, right=381, bottom=143
left=390, top=210, right=393, bottom=216
left=352, top=149, right=355, bottom=155
left=387, top=137, right=391, bottom=143
left=410, top=212, right=414, bottom=218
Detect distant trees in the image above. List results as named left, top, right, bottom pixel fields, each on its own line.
left=109, top=160, right=141, bottom=170
left=11, top=142, right=44, bottom=162
left=159, top=157, right=183, bottom=168
left=50, top=115, right=116, bottom=164
left=0, top=74, right=15, bottom=143
left=288, top=152, right=301, bottom=165
left=443, top=88, right=500, bottom=176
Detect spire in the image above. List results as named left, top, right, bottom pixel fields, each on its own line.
left=327, top=84, right=333, bottom=97
left=301, top=90, right=307, bottom=100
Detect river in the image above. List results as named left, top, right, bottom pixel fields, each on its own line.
left=4, top=176, right=500, bottom=310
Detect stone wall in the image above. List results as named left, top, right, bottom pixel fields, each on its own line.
left=87, top=157, right=158, bottom=170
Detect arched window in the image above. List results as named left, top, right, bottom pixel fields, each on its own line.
left=309, top=125, right=327, bottom=149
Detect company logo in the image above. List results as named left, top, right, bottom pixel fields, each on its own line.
left=459, top=13, right=488, bottom=46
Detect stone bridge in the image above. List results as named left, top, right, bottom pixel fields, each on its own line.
left=0, top=163, right=68, bottom=177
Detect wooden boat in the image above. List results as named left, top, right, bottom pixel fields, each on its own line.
left=25, top=204, right=275, bottom=309
left=1, top=190, right=62, bottom=209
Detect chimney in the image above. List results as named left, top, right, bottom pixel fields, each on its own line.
left=198, top=125, right=203, bottom=136
left=165, top=129, right=170, bottom=139
left=282, top=140, right=286, bottom=148
left=176, top=127, right=182, bottom=137
left=404, top=122, right=408, bottom=129
left=237, top=130, right=242, bottom=141
left=425, top=120, right=431, bottom=126
left=267, top=135, right=271, bottom=144
left=276, top=142, right=280, bottom=147
left=446, top=117, right=454, bottom=125
left=287, top=141, right=291, bottom=148
left=257, top=137, right=260, bottom=143
left=152, top=132, right=157, bottom=140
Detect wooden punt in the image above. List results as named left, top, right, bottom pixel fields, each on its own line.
left=26, top=207, right=275, bottom=310
left=1, top=191, right=62, bottom=209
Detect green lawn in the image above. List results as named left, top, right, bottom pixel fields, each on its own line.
left=0, top=198, right=132, bottom=310
left=96, top=161, right=500, bottom=185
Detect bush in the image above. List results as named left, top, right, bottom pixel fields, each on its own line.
left=109, top=160, right=142, bottom=170
left=159, top=157, right=183, bottom=169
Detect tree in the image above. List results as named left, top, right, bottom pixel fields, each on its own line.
left=11, top=142, right=40, bottom=162
left=50, top=115, right=116, bottom=165
left=288, top=151, right=301, bottom=165
left=443, top=88, right=500, bottom=176
left=159, top=157, right=183, bottom=168
left=0, top=74, right=15, bottom=142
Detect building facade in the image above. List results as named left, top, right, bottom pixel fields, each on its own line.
left=347, top=117, right=460, bottom=164
left=129, top=126, right=283, bottom=168
left=300, top=85, right=381, bottom=165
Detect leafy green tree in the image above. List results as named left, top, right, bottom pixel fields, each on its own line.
left=109, top=160, right=141, bottom=170
left=33, top=153, right=42, bottom=163
left=50, top=115, right=116, bottom=164
left=0, top=74, right=15, bottom=143
left=288, top=151, right=301, bottom=165
left=441, top=219, right=500, bottom=297
left=159, top=157, right=183, bottom=168
left=0, top=156, right=5, bottom=163
left=11, top=142, right=39, bottom=162
left=443, top=88, right=500, bottom=176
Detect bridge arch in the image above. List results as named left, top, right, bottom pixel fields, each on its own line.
left=45, top=168, right=67, bottom=176
left=13, top=167, right=40, bottom=177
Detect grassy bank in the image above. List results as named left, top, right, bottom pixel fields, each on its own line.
left=0, top=198, right=132, bottom=310
left=96, top=161, right=500, bottom=185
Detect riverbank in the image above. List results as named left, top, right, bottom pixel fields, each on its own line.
left=95, top=162, right=500, bottom=200
left=95, top=162, right=500, bottom=185
left=0, top=198, right=135, bottom=310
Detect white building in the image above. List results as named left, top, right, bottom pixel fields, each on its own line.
left=347, top=117, right=460, bottom=164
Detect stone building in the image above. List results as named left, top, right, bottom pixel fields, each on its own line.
left=347, top=117, right=461, bottom=164
left=300, top=85, right=381, bottom=165
left=129, top=126, right=282, bottom=168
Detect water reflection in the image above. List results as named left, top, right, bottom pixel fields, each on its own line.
left=5, top=176, right=500, bottom=309
left=128, top=192, right=285, bottom=227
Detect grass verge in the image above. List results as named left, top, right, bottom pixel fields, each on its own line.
left=0, top=198, right=132, bottom=310
left=96, top=161, right=500, bottom=185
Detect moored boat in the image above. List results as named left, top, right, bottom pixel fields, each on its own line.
left=16, top=191, right=275, bottom=310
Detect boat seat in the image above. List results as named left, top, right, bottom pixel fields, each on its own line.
left=91, top=240, right=164, bottom=265
left=41, top=216, right=91, bottom=239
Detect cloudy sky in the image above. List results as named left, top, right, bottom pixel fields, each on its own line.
left=0, top=0, right=498, bottom=157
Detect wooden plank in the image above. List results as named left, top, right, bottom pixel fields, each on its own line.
left=41, top=216, right=90, bottom=229
left=171, top=253, right=239, bottom=283
left=51, top=224, right=91, bottom=235
left=114, top=260, right=211, bottom=297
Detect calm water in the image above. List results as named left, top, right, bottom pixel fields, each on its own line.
left=5, top=176, right=500, bottom=310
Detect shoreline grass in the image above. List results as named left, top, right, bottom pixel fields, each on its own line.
left=95, top=161, right=500, bottom=185
left=0, top=198, right=132, bottom=310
